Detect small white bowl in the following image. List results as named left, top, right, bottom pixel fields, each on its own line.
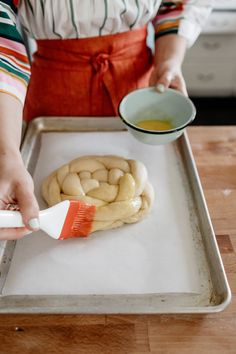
left=118, top=87, right=196, bottom=145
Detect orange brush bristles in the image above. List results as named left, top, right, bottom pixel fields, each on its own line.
left=59, top=200, right=96, bottom=240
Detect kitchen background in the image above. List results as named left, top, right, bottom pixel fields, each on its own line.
left=24, top=0, right=236, bottom=126
left=182, top=0, right=236, bottom=125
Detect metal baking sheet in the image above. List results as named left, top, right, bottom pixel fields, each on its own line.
left=0, top=117, right=231, bottom=313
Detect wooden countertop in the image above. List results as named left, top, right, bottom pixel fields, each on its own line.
left=0, top=126, right=235, bottom=354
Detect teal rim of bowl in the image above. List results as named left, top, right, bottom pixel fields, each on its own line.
left=118, top=87, right=196, bottom=135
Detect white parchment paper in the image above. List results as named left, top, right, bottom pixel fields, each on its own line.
left=3, top=131, right=201, bottom=295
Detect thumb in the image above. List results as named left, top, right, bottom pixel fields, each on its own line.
left=155, top=72, right=173, bottom=93
left=15, top=183, right=40, bottom=231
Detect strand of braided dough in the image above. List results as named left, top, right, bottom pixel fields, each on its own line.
left=42, top=155, right=155, bottom=234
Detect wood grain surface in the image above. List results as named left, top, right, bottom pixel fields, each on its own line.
left=0, top=126, right=235, bottom=354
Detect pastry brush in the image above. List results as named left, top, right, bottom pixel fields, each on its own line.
left=0, top=200, right=96, bottom=240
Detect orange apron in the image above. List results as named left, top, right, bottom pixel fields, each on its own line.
left=23, top=26, right=153, bottom=121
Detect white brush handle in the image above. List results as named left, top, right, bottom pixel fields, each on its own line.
left=0, top=201, right=71, bottom=239
left=0, top=210, right=25, bottom=228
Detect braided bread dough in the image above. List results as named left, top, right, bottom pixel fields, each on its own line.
left=41, top=155, right=154, bottom=233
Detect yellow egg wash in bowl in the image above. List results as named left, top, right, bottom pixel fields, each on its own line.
left=135, top=119, right=174, bottom=131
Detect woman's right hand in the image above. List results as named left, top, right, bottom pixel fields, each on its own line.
left=0, top=150, right=40, bottom=240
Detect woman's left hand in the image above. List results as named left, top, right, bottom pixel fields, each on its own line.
left=149, top=59, right=188, bottom=96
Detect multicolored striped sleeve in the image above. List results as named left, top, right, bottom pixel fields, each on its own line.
left=0, top=0, right=30, bottom=105
left=153, top=0, right=213, bottom=47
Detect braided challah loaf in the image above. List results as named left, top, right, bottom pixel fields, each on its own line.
left=42, top=155, right=154, bottom=233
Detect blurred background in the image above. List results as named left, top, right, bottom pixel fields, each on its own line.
left=24, top=1, right=236, bottom=126
left=182, top=0, right=236, bottom=125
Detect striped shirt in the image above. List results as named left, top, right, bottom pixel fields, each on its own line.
left=0, top=0, right=213, bottom=105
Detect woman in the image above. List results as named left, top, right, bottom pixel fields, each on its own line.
left=0, top=0, right=213, bottom=239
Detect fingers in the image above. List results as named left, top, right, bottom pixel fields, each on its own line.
left=0, top=227, right=32, bottom=241
left=149, top=67, right=188, bottom=96
left=170, top=75, right=188, bottom=96
left=0, top=182, right=38, bottom=239
left=0, top=159, right=40, bottom=239
left=149, top=69, right=172, bottom=91
left=149, top=69, right=160, bottom=87
left=156, top=72, right=173, bottom=93
left=15, top=181, right=40, bottom=231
